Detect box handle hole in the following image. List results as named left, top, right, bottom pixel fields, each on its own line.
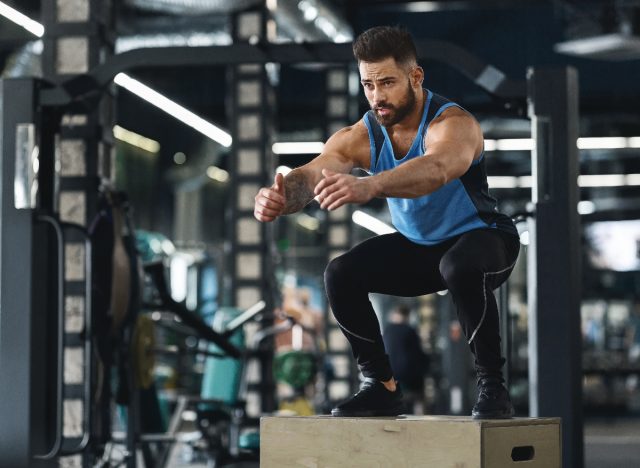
left=511, top=445, right=535, bottom=461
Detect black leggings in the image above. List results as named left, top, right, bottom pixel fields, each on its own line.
left=324, top=228, right=520, bottom=382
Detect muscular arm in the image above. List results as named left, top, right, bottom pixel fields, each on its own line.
left=314, top=108, right=484, bottom=211
left=281, top=170, right=315, bottom=214
left=369, top=108, right=483, bottom=198
left=282, top=122, right=370, bottom=213
left=254, top=121, right=369, bottom=221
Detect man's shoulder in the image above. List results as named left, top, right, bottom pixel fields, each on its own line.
left=325, top=119, right=370, bottom=147
left=323, top=119, right=372, bottom=169
left=426, top=105, right=480, bottom=136
left=432, top=104, right=473, bottom=123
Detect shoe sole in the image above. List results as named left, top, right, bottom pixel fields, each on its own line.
left=331, top=405, right=404, bottom=417
left=471, top=407, right=515, bottom=419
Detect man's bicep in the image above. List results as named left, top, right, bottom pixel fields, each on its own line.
left=305, top=149, right=354, bottom=178
left=319, top=121, right=371, bottom=172
left=424, top=113, right=481, bottom=179
left=293, top=121, right=369, bottom=186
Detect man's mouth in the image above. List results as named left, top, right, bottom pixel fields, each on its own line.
left=376, top=107, right=391, bottom=116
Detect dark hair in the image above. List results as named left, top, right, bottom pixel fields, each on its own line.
left=395, top=305, right=411, bottom=318
left=353, top=26, right=418, bottom=67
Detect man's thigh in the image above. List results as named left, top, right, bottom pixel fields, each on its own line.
left=344, top=232, right=452, bottom=297
left=443, top=229, right=519, bottom=287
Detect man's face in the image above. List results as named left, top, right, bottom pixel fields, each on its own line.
left=359, top=57, right=422, bottom=127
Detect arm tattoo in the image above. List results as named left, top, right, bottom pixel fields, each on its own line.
left=283, top=170, right=315, bottom=214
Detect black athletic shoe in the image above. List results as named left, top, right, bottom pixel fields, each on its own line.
left=331, top=378, right=404, bottom=417
left=472, top=377, right=514, bottom=419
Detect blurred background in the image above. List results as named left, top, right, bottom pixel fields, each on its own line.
left=1, top=1, right=640, bottom=467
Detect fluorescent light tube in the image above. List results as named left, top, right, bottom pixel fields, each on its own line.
left=114, top=73, right=232, bottom=147
left=272, top=142, right=324, bottom=155
left=0, top=2, right=44, bottom=37
left=352, top=210, right=396, bottom=235
left=113, top=125, right=160, bottom=153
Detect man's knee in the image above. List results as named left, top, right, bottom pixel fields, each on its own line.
left=324, top=253, right=353, bottom=293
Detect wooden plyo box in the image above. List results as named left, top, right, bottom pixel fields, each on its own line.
left=260, top=415, right=561, bottom=468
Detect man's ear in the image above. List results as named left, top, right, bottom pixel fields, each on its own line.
left=411, top=65, right=424, bottom=88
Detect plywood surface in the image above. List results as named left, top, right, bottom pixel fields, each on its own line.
left=261, top=416, right=560, bottom=468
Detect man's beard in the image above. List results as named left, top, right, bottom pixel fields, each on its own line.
left=372, top=82, right=417, bottom=127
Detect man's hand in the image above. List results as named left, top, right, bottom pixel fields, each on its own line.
left=314, top=169, right=378, bottom=211
left=254, top=173, right=286, bottom=222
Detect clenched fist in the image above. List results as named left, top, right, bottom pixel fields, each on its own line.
left=254, top=172, right=286, bottom=222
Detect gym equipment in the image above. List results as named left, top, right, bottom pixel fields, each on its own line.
left=143, top=261, right=242, bottom=359
left=261, top=416, right=561, bottom=468
left=273, top=350, right=316, bottom=390
left=132, top=314, right=156, bottom=390
left=126, top=289, right=266, bottom=468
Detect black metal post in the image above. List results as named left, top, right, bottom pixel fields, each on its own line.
left=527, top=67, right=583, bottom=468
left=0, top=78, right=56, bottom=468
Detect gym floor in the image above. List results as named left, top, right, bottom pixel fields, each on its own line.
left=146, top=417, right=640, bottom=467
left=585, top=418, right=640, bottom=468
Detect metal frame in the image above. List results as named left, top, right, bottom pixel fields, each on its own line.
left=226, top=6, right=277, bottom=416
left=40, top=39, right=526, bottom=107
left=322, top=65, right=361, bottom=402
left=527, top=66, right=583, bottom=468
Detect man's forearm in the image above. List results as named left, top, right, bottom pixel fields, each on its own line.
left=371, top=157, right=447, bottom=199
left=283, top=169, right=315, bottom=214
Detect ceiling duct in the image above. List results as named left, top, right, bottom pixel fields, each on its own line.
left=115, top=14, right=233, bottom=52
left=270, top=0, right=352, bottom=43
left=123, top=0, right=262, bottom=15
left=554, top=2, right=640, bottom=60
left=554, top=33, right=640, bottom=60
left=125, top=0, right=352, bottom=43
left=3, top=0, right=353, bottom=76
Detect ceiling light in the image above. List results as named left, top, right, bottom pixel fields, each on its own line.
left=578, top=174, right=626, bottom=187
left=483, top=140, right=497, bottom=152
left=297, top=213, right=320, bottom=231
left=495, top=139, right=534, bottom=151
left=625, top=174, right=640, bottom=186
left=113, top=125, right=160, bottom=153
left=352, top=210, right=396, bottom=235
left=0, top=2, right=44, bottom=37
left=0, top=7, right=234, bottom=149
left=206, top=166, right=229, bottom=182
left=114, top=73, right=232, bottom=147
left=628, top=138, right=640, bottom=148
left=272, top=142, right=324, bottom=154
left=483, top=137, right=640, bottom=152
left=554, top=33, right=640, bottom=61
left=518, top=176, right=532, bottom=188
left=578, top=200, right=596, bottom=215
left=487, top=176, right=519, bottom=189
left=578, top=137, right=627, bottom=150
left=276, top=165, right=293, bottom=176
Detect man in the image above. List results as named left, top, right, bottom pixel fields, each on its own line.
left=254, top=26, right=520, bottom=419
left=383, top=305, right=429, bottom=414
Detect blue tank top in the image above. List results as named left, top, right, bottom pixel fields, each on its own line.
left=363, top=89, right=517, bottom=245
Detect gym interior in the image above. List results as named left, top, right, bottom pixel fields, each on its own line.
left=1, top=1, right=640, bottom=467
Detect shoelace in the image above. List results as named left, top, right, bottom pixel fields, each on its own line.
left=478, top=384, right=504, bottom=400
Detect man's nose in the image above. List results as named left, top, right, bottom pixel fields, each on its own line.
left=372, top=88, right=386, bottom=105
